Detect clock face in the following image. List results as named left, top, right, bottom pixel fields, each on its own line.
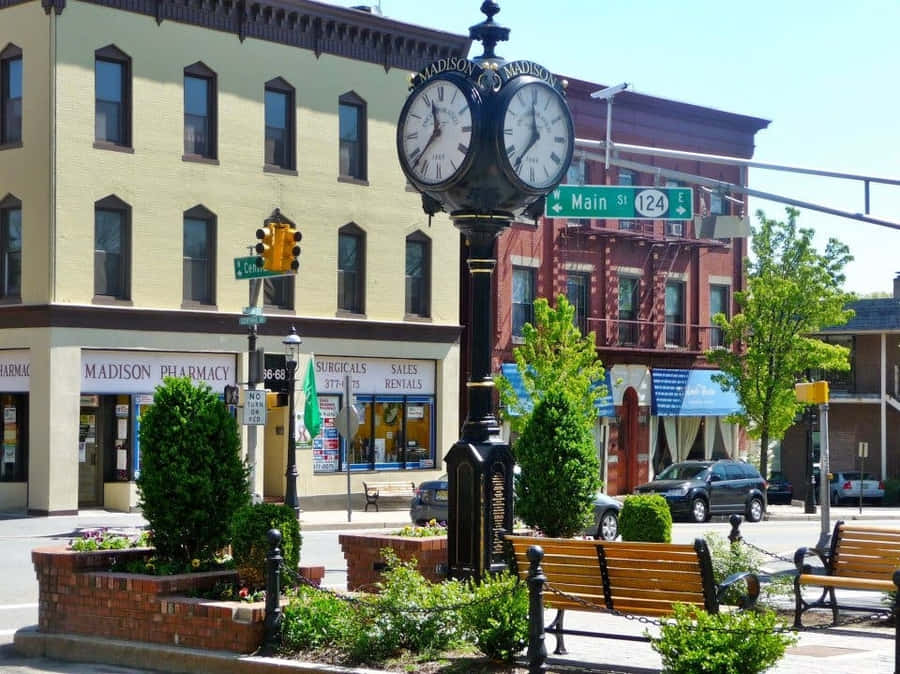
left=399, top=78, right=474, bottom=186
left=500, top=81, right=573, bottom=190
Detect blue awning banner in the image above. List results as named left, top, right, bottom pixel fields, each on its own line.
left=499, top=363, right=615, bottom=418
left=651, top=368, right=741, bottom=417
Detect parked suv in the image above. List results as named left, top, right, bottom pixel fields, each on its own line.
left=634, top=459, right=767, bottom=523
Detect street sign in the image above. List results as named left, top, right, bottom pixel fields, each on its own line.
left=239, top=314, right=267, bottom=326
left=335, top=404, right=361, bottom=440
left=545, top=185, right=694, bottom=220
left=243, top=389, right=267, bottom=425
left=233, top=256, right=285, bottom=280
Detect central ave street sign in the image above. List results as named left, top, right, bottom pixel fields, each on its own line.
left=233, top=256, right=284, bottom=280
left=243, top=389, right=267, bottom=426
left=545, top=185, right=694, bottom=220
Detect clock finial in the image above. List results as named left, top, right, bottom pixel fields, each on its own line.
left=469, top=1, right=509, bottom=66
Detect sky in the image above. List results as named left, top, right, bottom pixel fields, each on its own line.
left=326, top=0, right=900, bottom=295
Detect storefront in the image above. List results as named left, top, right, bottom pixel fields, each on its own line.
left=0, top=349, right=28, bottom=510
left=649, top=368, right=742, bottom=475
left=79, top=350, right=237, bottom=510
left=312, top=356, right=437, bottom=473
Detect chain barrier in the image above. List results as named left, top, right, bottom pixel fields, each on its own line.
left=737, top=537, right=800, bottom=565
left=541, top=581, right=892, bottom=634
left=281, top=565, right=519, bottom=616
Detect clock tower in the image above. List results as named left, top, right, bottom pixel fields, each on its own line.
left=396, top=0, right=574, bottom=581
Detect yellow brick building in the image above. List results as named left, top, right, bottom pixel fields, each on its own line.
left=0, top=0, right=468, bottom=513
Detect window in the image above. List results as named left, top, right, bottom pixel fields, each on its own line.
left=566, top=272, right=589, bottom=335
left=338, top=91, right=366, bottom=181
left=264, top=78, right=295, bottom=170
left=184, top=62, right=217, bottom=159
left=94, top=45, right=131, bottom=148
left=405, top=232, right=430, bottom=317
left=94, top=196, right=130, bottom=300
left=338, top=223, right=365, bottom=314
left=618, top=275, right=638, bottom=345
left=264, top=277, right=294, bottom=311
left=0, top=393, right=26, bottom=482
left=665, top=281, right=685, bottom=346
left=183, top=206, right=216, bottom=305
left=618, top=169, right=636, bottom=230
left=0, top=194, right=21, bottom=299
left=709, top=284, right=729, bottom=348
left=512, top=266, right=536, bottom=338
left=343, top=395, right=434, bottom=471
left=1, top=44, right=22, bottom=145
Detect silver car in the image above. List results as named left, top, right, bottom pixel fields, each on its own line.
left=829, top=471, right=884, bottom=505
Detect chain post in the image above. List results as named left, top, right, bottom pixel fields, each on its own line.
left=728, top=514, right=743, bottom=544
left=526, top=545, right=548, bottom=674
left=262, top=528, right=283, bottom=655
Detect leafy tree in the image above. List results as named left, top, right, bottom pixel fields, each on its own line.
left=514, top=388, right=600, bottom=537
left=496, top=294, right=606, bottom=435
left=707, top=208, right=854, bottom=480
left=137, top=376, right=250, bottom=565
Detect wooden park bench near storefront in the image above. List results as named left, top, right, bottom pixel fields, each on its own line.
left=793, top=521, right=900, bottom=627
left=362, top=480, right=416, bottom=512
left=505, top=535, right=760, bottom=654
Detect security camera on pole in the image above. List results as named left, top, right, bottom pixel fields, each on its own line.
left=396, top=1, right=574, bottom=581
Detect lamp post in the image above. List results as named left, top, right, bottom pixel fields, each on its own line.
left=283, top=326, right=302, bottom=516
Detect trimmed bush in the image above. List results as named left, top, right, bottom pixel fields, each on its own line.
left=461, top=571, right=528, bottom=662
left=515, top=388, right=600, bottom=538
left=619, top=494, right=672, bottom=542
left=137, top=376, right=250, bottom=565
left=648, top=602, right=797, bottom=674
left=231, top=502, right=302, bottom=588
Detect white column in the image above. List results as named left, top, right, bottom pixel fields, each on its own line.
left=882, top=332, right=887, bottom=479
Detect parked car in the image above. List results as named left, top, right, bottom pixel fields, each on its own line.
left=829, top=471, right=884, bottom=505
left=766, top=471, right=793, bottom=504
left=634, top=459, right=767, bottom=523
left=409, top=474, right=622, bottom=541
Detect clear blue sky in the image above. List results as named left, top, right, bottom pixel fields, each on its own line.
left=327, top=0, right=900, bottom=295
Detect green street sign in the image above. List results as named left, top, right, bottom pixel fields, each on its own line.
left=239, top=314, right=267, bottom=326
left=545, top=185, right=694, bottom=220
left=233, top=256, right=282, bottom=280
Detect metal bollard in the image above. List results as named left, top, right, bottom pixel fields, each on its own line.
left=526, top=545, right=548, bottom=674
left=728, top=514, right=743, bottom=544
left=261, top=528, right=284, bottom=656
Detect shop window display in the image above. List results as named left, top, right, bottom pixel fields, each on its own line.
left=1, top=393, right=26, bottom=481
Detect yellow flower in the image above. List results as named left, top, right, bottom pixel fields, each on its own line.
left=191, top=558, right=201, bottom=569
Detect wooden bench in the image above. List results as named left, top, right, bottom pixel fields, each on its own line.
left=505, top=534, right=760, bottom=654
left=362, top=480, right=416, bottom=512
left=793, top=520, right=900, bottom=627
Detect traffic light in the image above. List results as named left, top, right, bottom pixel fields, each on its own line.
left=255, top=225, right=277, bottom=270
left=280, top=226, right=302, bottom=273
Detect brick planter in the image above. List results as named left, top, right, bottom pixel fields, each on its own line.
left=32, top=546, right=266, bottom=653
left=338, top=533, right=447, bottom=591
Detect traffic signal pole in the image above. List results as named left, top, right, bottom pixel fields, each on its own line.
left=247, top=276, right=264, bottom=503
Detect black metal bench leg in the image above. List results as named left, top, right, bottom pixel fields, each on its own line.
left=793, top=576, right=804, bottom=628
left=547, top=609, right=568, bottom=655
left=829, top=587, right=838, bottom=625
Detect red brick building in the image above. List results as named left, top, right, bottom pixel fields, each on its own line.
left=478, top=77, right=770, bottom=495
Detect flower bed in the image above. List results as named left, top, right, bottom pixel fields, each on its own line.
left=32, top=546, right=266, bottom=653
left=338, top=532, right=447, bottom=591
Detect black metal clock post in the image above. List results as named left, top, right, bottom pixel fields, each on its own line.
left=396, top=1, right=574, bottom=581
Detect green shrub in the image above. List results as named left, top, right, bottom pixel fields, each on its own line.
left=231, top=502, right=302, bottom=589
left=704, top=532, right=792, bottom=606
left=460, top=571, right=528, bottom=662
left=648, top=602, right=797, bottom=674
left=342, top=549, right=467, bottom=662
left=883, top=478, right=900, bottom=506
left=281, top=585, right=354, bottom=651
left=514, top=388, right=600, bottom=538
left=619, top=494, right=672, bottom=542
left=137, top=376, right=250, bottom=566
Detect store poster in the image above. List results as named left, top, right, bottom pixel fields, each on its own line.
left=312, top=396, right=340, bottom=473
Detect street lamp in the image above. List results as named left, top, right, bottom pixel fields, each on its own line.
left=283, top=326, right=302, bottom=516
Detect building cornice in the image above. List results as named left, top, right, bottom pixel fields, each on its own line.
left=0, top=304, right=463, bottom=343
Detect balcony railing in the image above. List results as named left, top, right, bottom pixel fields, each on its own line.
left=589, top=317, right=731, bottom=352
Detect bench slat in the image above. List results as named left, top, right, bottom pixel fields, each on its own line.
left=797, top=573, right=895, bottom=591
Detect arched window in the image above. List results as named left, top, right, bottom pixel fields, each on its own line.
left=0, top=193, right=21, bottom=299
left=94, top=195, right=131, bottom=301
left=183, top=205, right=216, bottom=306
left=337, top=222, right=365, bottom=314
left=405, top=230, right=430, bottom=318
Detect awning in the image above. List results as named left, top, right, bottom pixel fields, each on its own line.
left=651, top=368, right=741, bottom=416
left=500, top=363, right=615, bottom=418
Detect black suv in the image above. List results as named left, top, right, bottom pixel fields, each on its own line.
left=634, top=460, right=767, bottom=523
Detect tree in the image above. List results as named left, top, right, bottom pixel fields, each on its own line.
left=137, top=376, right=250, bottom=565
left=496, top=294, right=607, bottom=435
left=515, top=388, right=600, bottom=537
left=707, top=208, right=855, bottom=480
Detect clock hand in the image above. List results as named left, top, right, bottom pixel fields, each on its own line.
left=412, top=100, right=442, bottom=170
left=514, top=104, right=540, bottom=171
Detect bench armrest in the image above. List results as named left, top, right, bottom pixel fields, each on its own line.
left=793, top=546, right=826, bottom=574
left=717, top=571, right=760, bottom=609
